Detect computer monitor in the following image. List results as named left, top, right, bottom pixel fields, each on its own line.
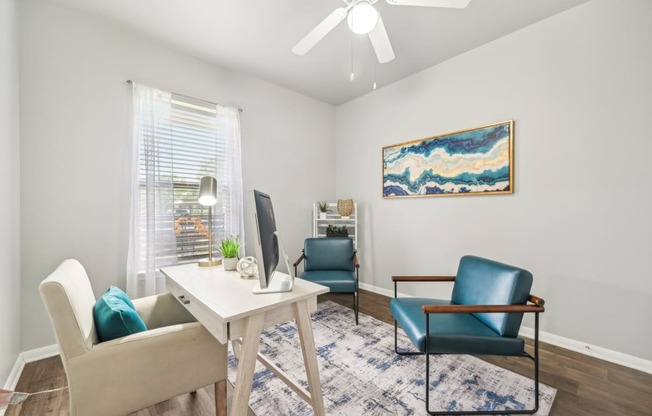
left=250, top=189, right=294, bottom=294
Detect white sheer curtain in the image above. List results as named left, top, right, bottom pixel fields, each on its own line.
left=127, top=83, right=176, bottom=297
left=218, top=105, right=245, bottom=256
left=127, top=82, right=244, bottom=298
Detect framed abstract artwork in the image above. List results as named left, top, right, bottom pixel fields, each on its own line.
left=382, top=120, right=514, bottom=198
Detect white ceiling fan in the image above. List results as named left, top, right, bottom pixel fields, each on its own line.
left=292, top=0, right=471, bottom=64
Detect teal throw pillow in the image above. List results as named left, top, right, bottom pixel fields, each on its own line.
left=93, top=286, right=147, bottom=342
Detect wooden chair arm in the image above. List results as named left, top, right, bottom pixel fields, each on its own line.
left=353, top=250, right=360, bottom=269
left=529, top=294, right=545, bottom=306
left=392, top=275, right=456, bottom=282
left=293, top=250, right=305, bottom=276
left=292, top=251, right=305, bottom=268
left=422, top=302, right=545, bottom=314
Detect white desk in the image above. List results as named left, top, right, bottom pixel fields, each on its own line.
left=161, top=263, right=329, bottom=416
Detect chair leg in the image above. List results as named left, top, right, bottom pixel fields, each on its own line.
left=393, top=280, right=422, bottom=356
left=353, top=292, right=359, bottom=325
left=533, top=312, right=541, bottom=413
left=394, top=319, right=423, bottom=356
left=215, top=379, right=227, bottom=416
left=423, top=354, right=540, bottom=415
left=423, top=313, right=541, bottom=415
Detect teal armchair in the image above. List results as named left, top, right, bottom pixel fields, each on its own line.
left=390, top=255, right=545, bottom=415
left=294, top=237, right=360, bottom=324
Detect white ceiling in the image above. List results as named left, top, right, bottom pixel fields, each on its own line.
left=46, top=0, right=590, bottom=105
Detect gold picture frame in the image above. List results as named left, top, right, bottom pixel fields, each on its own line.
left=382, top=120, right=514, bottom=198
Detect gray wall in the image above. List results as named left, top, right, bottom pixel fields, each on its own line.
left=0, top=0, right=22, bottom=384
left=335, top=0, right=652, bottom=361
left=19, top=0, right=335, bottom=351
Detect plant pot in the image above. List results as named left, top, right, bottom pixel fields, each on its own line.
left=223, top=257, right=238, bottom=271
left=319, top=212, right=327, bottom=219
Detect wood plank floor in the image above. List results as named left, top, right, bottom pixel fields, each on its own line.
left=7, top=289, right=652, bottom=415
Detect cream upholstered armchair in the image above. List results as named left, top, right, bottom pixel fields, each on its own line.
left=39, top=259, right=228, bottom=416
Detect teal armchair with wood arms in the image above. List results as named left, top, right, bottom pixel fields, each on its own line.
left=294, top=237, right=360, bottom=324
left=390, top=255, right=545, bottom=415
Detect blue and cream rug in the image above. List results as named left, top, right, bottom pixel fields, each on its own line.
left=228, top=301, right=556, bottom=415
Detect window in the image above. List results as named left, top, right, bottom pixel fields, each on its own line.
left=138, top=94, right=228, bottom=263
left=128, top=83, right=243, bottom=296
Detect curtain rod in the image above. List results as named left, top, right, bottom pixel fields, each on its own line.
left=126, top=80, right=243, bottom=113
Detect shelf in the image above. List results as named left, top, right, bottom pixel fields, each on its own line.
left=316, top=218, right=355, bottom=222
left=313, top=202, right=358, bottom=250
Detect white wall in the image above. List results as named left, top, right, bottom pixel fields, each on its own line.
left=19, top=0, right=335, bottom=351
left=335, top=0, right=652, bottom=361
left=0, top=0, right=22, bottom=384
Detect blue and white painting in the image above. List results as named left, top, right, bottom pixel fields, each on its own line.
left=383, top=121, right=513, bottom=198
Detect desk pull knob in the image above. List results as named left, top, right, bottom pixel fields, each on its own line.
left=178, top=295, right=190, bottom=305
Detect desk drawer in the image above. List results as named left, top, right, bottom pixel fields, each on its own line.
left=166, top=277, right=228, bottom=344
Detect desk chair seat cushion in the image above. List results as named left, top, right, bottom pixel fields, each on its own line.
left=452, top=255, right=533, bottom=337
left=390, top=297, right=525, bottom=356
left=304, top=237, right=354, bottom=272
left=300, top=270, right=356, bottom=293
left=93, top=286, right=147, bottom=342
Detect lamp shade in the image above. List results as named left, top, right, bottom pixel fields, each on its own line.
left=347, top=1, right=379, bottom=34
left=198, top=176, right=218, bottom=206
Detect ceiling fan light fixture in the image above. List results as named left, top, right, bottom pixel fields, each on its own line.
left=347, top=1, right=379, bottom=35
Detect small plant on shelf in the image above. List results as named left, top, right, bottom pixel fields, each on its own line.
left=317, top=201, right=332, bottom=213
left=326, top=225, right=348, bottom=237
left=317, top=201, right=332, bottom=219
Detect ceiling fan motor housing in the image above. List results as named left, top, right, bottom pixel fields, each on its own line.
left=347, top=0, right=380, bottom=34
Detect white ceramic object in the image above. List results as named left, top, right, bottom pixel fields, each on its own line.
left=236, top=256, right=258, bottom=278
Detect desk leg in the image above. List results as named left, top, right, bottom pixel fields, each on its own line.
left=232, top=338, right=242, bottom=359
left=215, top=380, right=227, bottom=416
left=294, top=300, right=326, bottom=416
left=230, top=312, right=265, bottom=416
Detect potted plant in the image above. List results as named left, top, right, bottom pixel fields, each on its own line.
left=326, top=225, right=348, bottom=237
left=218, top=236, right=242, bottom=271
left=317, top=201, right=332, bottom=219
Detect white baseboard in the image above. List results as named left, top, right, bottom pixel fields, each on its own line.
left=518, top=326, right=652, bottom=374
left=359, top=282, right=652, bottom=375
left=3, top=345, right=59, bottom=390
left=359, top=282, right=395, bottom=298
left=3, top=355, right=24, bottom=390
left=1, top=345, right=59, bottom=416
left=21, top=344, right=59, bottom=364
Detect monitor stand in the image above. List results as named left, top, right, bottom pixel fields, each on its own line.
left=252, top=271, right=293, bottom=294
left=252, top=232, right=294, bottom=294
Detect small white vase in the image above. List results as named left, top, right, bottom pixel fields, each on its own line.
left=319, top=212, right=327, bottom=219
left=223, top=257, right=238, bottom=271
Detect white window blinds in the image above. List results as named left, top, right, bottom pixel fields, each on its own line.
left=128, top=83, right=244, bottom=297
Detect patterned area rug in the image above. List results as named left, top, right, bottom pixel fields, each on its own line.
left=228, top=301, right=556, bottom=415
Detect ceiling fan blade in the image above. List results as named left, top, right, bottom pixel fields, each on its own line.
left=386, top=0, right=471, bottom=8
left=292, top=8, right=348, bottom=55
left=369, top=15, right=395, bottom=64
